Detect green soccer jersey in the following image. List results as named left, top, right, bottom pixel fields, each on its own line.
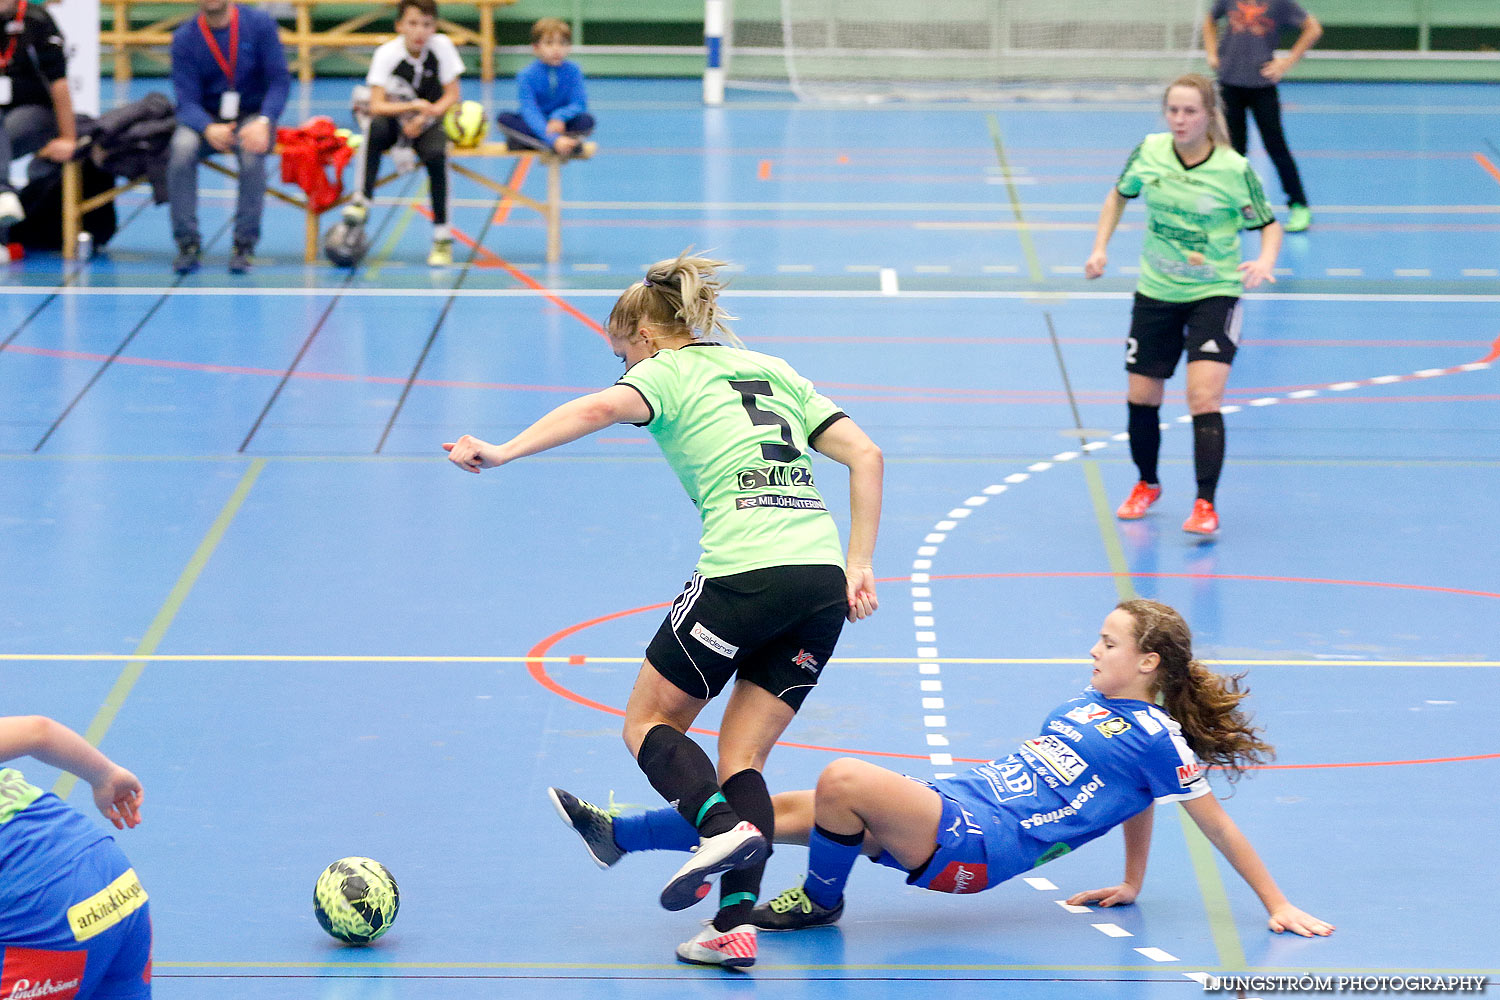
left=617, top=342, right=848, bottom=578
left=1115, top=133, right=1275, bottom=302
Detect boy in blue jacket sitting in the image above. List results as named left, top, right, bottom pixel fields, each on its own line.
left=495, top=17, right=595, bottom=158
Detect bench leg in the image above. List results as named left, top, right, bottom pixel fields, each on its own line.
left=306, top=208, right=319, bottom=263
left=62, top=161, right=80, bottom=261
left=546, top=157, right=561, bottom=263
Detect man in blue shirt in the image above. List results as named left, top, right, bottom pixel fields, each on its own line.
left=495, top=17, right=595, bottom=158
left=168, top=0, right=290, bottom=274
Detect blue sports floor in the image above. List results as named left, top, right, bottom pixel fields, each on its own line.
left=3, top=78, right=1498, bottom=998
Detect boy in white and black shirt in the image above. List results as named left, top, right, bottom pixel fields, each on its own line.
left=347, top=0, right=461, bottom=265
left=0, top=0, right=78, bottom=235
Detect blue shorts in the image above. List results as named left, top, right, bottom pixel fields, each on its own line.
left=874, top=793, right=996, bottom=895
left=0, top=839, right=151, bottom=999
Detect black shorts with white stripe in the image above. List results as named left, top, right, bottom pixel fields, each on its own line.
left=644, top=564, right=847, bottom=710
left=1125, top=293, right=1243, bottom=379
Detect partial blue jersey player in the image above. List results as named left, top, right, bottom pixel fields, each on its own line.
left=883, top=688, right=1209, bottom=894
left=549, top=600, right=1335, bottom=941
left=1, top=717, right=151, bottom=999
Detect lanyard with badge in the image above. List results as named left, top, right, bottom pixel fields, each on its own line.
left=199, top=4, right=240, bottom=120
left=0, top=0, right=30, bottom=107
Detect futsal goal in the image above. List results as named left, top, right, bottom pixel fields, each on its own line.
left=713, top=0, right=1207, bottom=103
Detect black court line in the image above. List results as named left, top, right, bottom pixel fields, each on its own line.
left=237, top=173, right=422, bottom=452
left=31, top=216, right=235, bottom=452
left=1043, top=310, right=1089, bottom=440
left=152, top=973, right=1192, bottom=983
left=373, top=194, right=505, bottom=454
left=0, top=197, right=152, bottom=356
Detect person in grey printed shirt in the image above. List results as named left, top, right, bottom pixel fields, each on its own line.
left=1204, top=0, right=1323, bottom=232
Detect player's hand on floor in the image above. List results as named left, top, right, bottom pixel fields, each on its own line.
left=1268, top=904, right=1334, bottom=937
left=443, top=435, right=499, bottom=473
left=1065, top=882, right=1139, bottom=907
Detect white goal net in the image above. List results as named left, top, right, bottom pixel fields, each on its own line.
left=724, top=0, right=1206, bottom=102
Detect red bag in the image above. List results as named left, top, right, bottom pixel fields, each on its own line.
left=277, top=116, right=356, bottom=214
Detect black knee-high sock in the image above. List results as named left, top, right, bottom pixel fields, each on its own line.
left=1127, top=402, right=1162, bottom=484
left=713, top=768, right=773, bottom=931
left=1192, top=411, right=1226, bottom=503
left=636, top=724, right=737, bottom=837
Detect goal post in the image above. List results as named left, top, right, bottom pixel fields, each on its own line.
left=713, top=0, right=1207, bottom=103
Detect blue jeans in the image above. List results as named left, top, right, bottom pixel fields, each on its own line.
left=0, top=103, right=59, bottom=193
left=167, top=121, right=268, bottom=249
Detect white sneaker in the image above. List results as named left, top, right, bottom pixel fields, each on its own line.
left=675, top=921, right=757, bottom=970
left=659, top=821, right=766, bottom=911
left=0, top=191, right=24, bottom=226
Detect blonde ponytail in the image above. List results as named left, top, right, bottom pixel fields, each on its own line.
left=607, top=248, right=741, bottom=346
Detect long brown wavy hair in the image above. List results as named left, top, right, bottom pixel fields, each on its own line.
left=1119, top=598, right=1274, bottom=782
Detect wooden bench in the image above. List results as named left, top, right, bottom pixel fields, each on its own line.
left=102, top=0, right=518, bottom=85
left=60, top=142, right=570, bottom=263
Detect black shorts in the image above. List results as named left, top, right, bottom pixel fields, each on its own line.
left=1126, top=293, right=1243, bottom=379
left=645, top=564, right=847, bottom=711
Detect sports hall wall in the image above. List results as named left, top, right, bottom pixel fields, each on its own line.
left=103, top=0, right=1500, bottom=82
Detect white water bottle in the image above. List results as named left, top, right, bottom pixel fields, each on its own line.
left=76, top=231, right=93, bottom=260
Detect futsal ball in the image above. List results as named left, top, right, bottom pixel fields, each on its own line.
left=443, top=101, right=488, bottom=148
left=313, top=857, right=400, bottom=944
left=323, top=219, right=369, bottom=268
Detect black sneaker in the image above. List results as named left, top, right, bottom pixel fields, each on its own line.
left=749, top=885, right=844, bottom=931
left=546, top=787, right=624, bottom=869
left=228, top=243, right=254, bottom=274
left=173, top=243, right=201, bottom=275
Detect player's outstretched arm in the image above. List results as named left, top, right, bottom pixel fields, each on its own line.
left=1066, top=802, right=1154, bottom=907
left=1085, top=189, right=1127, bottom=279
left=0, top=716, right=144, bottom=829
left=444, top=385, right=651, bottom=472
left=811, top=417, right=883, bottom=622
left=1181, top=791, right=1334, bottom=937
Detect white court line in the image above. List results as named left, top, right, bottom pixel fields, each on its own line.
left=879, top=268, right=899, bottom=295
left=8, top=286, right=1500, bottom=304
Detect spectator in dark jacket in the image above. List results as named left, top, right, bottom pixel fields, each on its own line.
left=0, top=0, right=78, bottom=246
left=168, top=0, right=290, bottom=274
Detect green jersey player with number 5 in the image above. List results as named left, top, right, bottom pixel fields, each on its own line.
left=444, top=249, right=883, bottom=970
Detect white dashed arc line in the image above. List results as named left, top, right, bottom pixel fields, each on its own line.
left=903, top=340, right=1493, bottom=969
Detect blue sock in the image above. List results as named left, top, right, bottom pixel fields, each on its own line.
left=613, top=806, right=700, bottom=854
left=803, top=824, right=863, bottom=909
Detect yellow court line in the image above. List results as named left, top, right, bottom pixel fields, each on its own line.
left=49, top=461, right=266, bottom=802
left=6, top=654, right=1495, bottom=667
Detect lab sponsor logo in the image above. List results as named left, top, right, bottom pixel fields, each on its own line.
left=977, top=758, right=1036, bottom=804
left=1131, top=710, right=1163, bottom=735
left=1021, top=736, right=1089, bottom=785
left=1064, top=704, right=1112, bottom=726
left=689, top=622, right=739, bottom=658
left=1176, top=763, right=1203, bottom=787
left=1094, top=717, right=1132, bottom=738
left=791, top=649, right=821, bottom=674
left=927, top=862, right=989, bottom=895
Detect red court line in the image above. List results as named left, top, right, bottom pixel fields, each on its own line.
left=525, top=572, right=1497, bottom=771
left=1474, top=152, right=1500, bottom=186
left=756, top=159, right=771, bottom=180
left=491, top=156, right=533, bottom=225
left=1482, top=332, right=1500, bottom=364
left=418, top=204, right=609, bottom=339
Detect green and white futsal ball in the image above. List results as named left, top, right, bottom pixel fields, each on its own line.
left=443, top=100, right=488, bottom=148
left=313, top=857, right=400, bottom=944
